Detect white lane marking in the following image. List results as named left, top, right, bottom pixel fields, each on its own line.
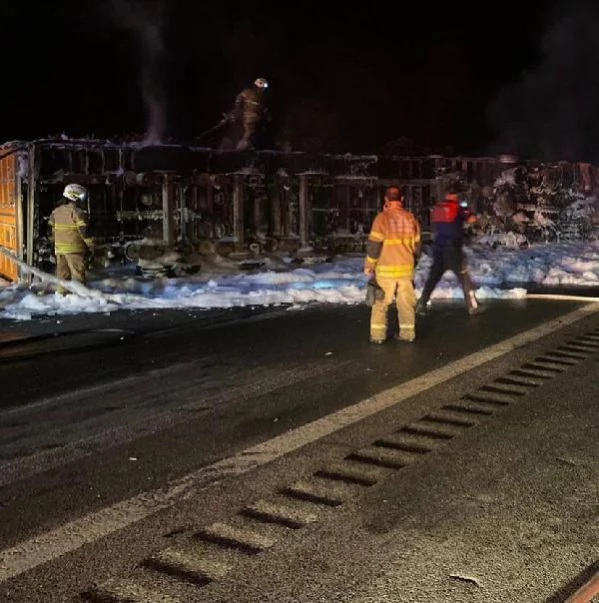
left=0, top=303, right=597, bottom=583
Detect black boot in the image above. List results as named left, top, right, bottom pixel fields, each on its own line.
left=415, top=299, right=428, bottom=316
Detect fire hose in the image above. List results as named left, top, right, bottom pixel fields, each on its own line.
left=195, top=115, right=230, bottom=142
left=526, top=293, right=599, bottom=302
left=0, top=245, right=119, bottom=303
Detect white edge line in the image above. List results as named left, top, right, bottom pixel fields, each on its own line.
left=0, top=303, right=597, bottom=583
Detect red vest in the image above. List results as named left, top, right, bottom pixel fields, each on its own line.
left=431, top=200, right=460, bottom=224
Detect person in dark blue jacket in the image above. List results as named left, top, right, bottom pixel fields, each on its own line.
left=416, top=192, right=480, bottom=315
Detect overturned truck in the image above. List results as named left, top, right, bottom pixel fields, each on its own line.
left=0, top=139, right=598, bottom=282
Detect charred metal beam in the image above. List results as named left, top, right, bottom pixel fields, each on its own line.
left=232, top=175, right=244, bottom=247
left=26, top=143, right=39, bottom=271
left=162, top=173, right=175, bottom=246
left=299, top=174, right=311, bottom=247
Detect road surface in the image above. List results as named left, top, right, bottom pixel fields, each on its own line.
left=0, top=298, right=597, bottom=602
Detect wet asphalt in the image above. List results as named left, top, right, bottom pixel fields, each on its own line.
left=0, top=297, right=597, bottom=601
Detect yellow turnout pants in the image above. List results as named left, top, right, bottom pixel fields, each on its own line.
left=56, top=253, right=86, bottom=283
left=370, top=277, right=416, bottom=341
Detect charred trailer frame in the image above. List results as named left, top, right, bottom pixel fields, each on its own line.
left=1, top=139, right=598, bottom=283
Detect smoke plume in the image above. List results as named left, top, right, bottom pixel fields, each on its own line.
left=110, top=0, right=168, bottom=145
left=487, top=1, right=599, bottom=162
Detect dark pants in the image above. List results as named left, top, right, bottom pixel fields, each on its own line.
left=419, top=245, right=477, bottom=310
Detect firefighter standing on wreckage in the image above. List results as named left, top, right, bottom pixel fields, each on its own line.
left=364, top=186, right=422, bottom=344
left=416, top=191, right=479, bottom=315
left=222, top=77, right=271, bottom=150
left=48, top=184, right=95, bottom=289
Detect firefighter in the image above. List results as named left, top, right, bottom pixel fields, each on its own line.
left=364, top=186, right=422, bottom=343
left=48, top=184, right=94, bottom=288
left=225, top=77, right=270, bottom=150
left=416, top=192, right=479, bottom=315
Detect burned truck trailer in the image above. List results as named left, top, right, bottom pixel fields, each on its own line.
left=0, top=139, right=597, bottom=282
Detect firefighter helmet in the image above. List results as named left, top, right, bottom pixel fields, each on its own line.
left=63, top=183, right=88, bottom=202
left=254, top=77, right=269, bottom=89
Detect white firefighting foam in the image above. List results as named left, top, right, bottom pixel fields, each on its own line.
left=1, top=241, right=599, bottom=320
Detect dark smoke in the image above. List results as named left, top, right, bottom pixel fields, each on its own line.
left=110, top=0, right=168, bottom=145
left=487, top=1, right=599, bottom=163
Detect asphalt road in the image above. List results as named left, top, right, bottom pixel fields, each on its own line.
left=0, top=298, right=597, bottom=602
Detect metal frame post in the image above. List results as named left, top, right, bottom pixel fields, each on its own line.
left=299, top=174, right=311, bottom=247
left=162, top=173, right=175, bottom=246
left=26, top=143, right=38, bottom=281
left=233, top=175, right=245, bottom=248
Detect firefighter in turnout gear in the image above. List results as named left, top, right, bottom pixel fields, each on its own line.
left=226, top=77, right=270, bottom=150
left=48, top=184, right=94, bottom=287
left=364, top=186, right=422, bottom=343
left=416, top=192, right=479, bottom=315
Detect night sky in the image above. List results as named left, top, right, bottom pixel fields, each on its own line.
left=2, top=1, right=597, bottom=161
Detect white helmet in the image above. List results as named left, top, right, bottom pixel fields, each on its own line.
left=63, top=183, right=88, bottom=202
left=254, top=77, right=269, bottom=89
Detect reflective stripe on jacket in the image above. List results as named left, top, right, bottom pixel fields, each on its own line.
left=364, top=205, right=421, bottom=279
left=234, top=88, right=264, bottom=125
left=48, top=200, right=94, bottom=255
